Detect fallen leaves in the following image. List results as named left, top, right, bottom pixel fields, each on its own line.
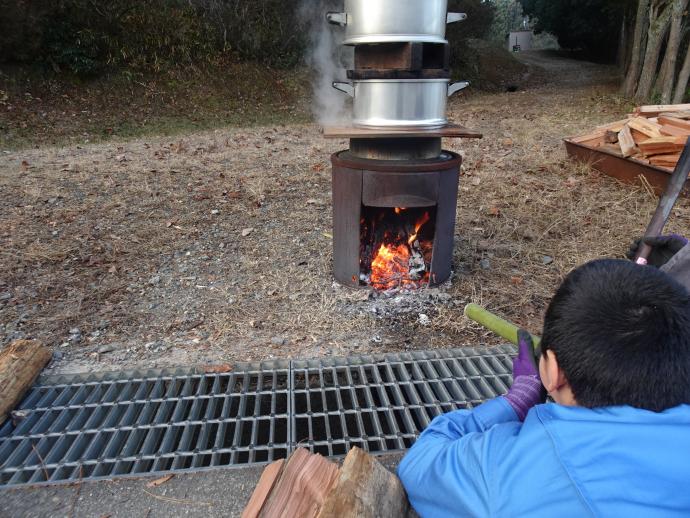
left=203, top=364, right=233, bottom=373
left=487, top=205, right=501, bottom=217
left=146, top=474, right=174, bottom=487
left=510, top=276, right=524, bottom=286
left=242, top=227, right=254, bottom=237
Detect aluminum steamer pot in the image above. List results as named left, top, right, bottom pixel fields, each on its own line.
left=326, top=0, right=466, bottom=45
left=332, top=79, right=469, bottom=129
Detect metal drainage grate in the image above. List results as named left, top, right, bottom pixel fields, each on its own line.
left=0, top=361, right=291, bottom=486
left=291, top=346, right=514, bottom=457
left=0, top=345, right=514, bottom=487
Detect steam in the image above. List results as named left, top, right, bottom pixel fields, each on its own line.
left=299, top=1, right=352, bottom=126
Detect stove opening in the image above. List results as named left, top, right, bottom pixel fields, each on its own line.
left=359, top=205, right=437, bottom=290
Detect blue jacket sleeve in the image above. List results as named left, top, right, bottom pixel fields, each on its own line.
left=398, top=397, right=520, bottom=517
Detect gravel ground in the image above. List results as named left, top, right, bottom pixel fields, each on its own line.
left=1, top=453, right=405, bottom=518
left=1, top=51, right=688, bottom=376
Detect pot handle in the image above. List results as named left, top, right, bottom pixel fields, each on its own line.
left=332, top=82, right=354, bottom=97
left=448, top=81, right=470, bottom=97
left=326, top=12, right=347, bottom=26
left=447, top=13, right=467, bottom=24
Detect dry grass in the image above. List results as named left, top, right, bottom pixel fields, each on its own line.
left=1, top=52, right=688, bottom=373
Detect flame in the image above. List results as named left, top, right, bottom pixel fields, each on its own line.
left=370, top=243, right=411, bottom=289
left=368, top=210, right=432, bottom=290
left=408, top=211, right=430, bottom=245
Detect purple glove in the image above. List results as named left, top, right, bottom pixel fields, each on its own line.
left=503, top=330, right=545, bottom=421
left=626, top=234, right=688, bottom=268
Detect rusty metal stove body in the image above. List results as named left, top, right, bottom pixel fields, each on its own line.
left=324, top=3, right=481, bottom=289
left=331, top=147, right=461, bottom=287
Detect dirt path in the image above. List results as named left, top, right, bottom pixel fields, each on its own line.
left=1, top=52, right=686, bottom=375
left=513, top=50, right=616, bottom=86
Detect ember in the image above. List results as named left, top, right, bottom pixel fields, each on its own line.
left=360, top=206, right=436, bottom=290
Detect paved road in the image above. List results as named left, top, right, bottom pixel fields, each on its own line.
left=2, top=454, right=404, bottom=518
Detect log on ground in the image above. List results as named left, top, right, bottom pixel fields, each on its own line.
left=317, top=447, right=418, bottom=518
left=0, top=340, right=52, bottom=425
left=242, top=459, right=285, bottom=518
left=258, top=448, right=340, bottom=518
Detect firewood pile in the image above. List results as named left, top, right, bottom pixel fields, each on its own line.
left=242, top=447, right=417, bottom=518
left=570, top=103, right=690, bottom=171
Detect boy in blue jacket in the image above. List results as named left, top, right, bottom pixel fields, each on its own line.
left=398, top=258, right=690, bottom=517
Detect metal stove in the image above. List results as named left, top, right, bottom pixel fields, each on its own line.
left=324, top=1, right=482, bottom=290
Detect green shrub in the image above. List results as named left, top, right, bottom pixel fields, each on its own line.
left=447, top=0, right=496, bottom=71
left=0, top=0, right=492, bottom=76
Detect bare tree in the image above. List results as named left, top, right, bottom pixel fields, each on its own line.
left=635, top=0, right=673, bottom=101
left=622, top=0, right=651, bottom=97
left=673, top=44, right=690, bottom=102
left=657, top=0, right=690, bottom=102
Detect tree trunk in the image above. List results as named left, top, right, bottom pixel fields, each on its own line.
left=635, top=1, right=674, bottom=101
left=673, top=45, right=690, bottom=102
left=618, top=16, right=628, bottom=69
left=658, top=0, right=689, bottom=102
left=623, top=0, right=651, bottom=97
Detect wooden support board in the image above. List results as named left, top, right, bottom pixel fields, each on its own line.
left=347, top=69, right=450, bottom=80
left=354, top=42, right=448, bottom=71
left=0, top=340, right=52, bottom=425
left=322, top=123, right=482, bottom=139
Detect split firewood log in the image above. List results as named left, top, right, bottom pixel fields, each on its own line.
left=638, top=136, right=688, bottom=157
left=627, top=117, right=663, bottom=138
left=604, top=130, right=619, bottom=144
left=243, top=449, right=339, bottom=518
left=618, top=125, right=637, bottom=157
left=659, top=124, right=690, bottom=137
left=658, top=110, right=690, bottom=120
left=317, top=447, right=418, bottom=518
left=243, top=447, right=419, bottom=518
left=659, top=116, right=690, bottom=132
left=635, top=103, right=690, bottom=117
left=649, top=153, right=681, bottom=168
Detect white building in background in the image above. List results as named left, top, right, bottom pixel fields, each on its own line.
left=508, top=30, right=533, bottom=52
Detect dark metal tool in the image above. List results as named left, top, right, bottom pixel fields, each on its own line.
left=636, top=139, right=690, bottom=264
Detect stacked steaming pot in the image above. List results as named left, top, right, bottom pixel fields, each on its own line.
left=328, top=0, right=469, bottom=129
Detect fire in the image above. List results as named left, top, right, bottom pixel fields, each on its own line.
left=408, top=211, right=430, bottom=245
left=370, top=243, right=412, bottom=289
left=367, top=210, right=432, bottom=290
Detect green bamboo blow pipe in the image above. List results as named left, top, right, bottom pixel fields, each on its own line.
left=464, top=303, right=541, bottom=350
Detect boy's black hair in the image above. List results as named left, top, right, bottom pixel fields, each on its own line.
left=541, top=259, right=690, bottom=412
